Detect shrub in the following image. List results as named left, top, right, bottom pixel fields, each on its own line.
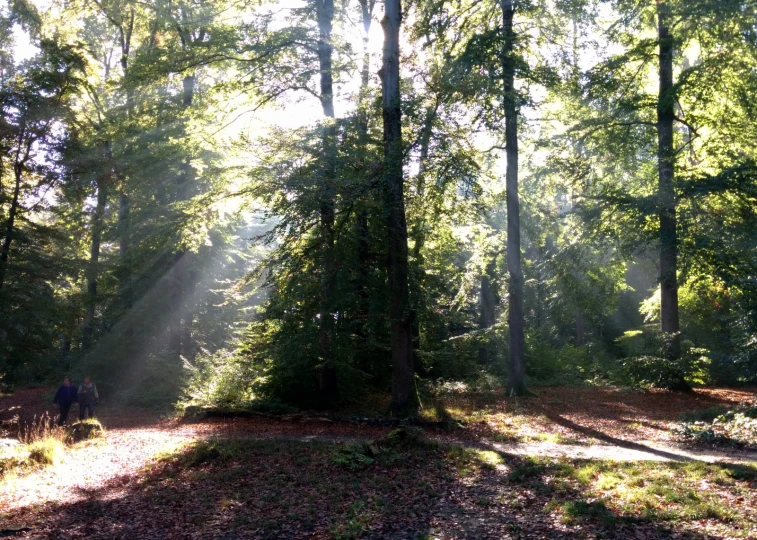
left=677, top=403, right=757, bottom=448
left=65, top=419, right=105, bottom=444
left=619, top=329, right=711, bottom=390
left=183, top=349, right=262, bottom=409
left=27, top=438, right=65, bottom=465
left=525, top=330, right=608, bottom=386
left=118, top=353, right=186, bottom=409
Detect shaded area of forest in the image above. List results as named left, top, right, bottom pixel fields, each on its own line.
left=4, top=435, right=757, bottom=539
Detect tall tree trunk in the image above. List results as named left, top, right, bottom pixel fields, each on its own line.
left=168, top=71, right=198, bottom=357
left=0, top=164, right=23, bottom=290
left=353, top=0, right=375, bottom=372
left=117, top=10, right=134, bottom=260
left=657, top=1, right=680, bottom=359
left=357, top=0, right=375, bottom=135
left=382, top=0, right=414, bottom=414
left=502, top=0, right=527, bottom=396
left=118, top=192, right=129, bottom=257
left=478, top=258, right=497, bottom=365
left=82, top=175, right=108, bottom=349
left=60, top=335, right=72, bottom=359
left=315, top=0, right=339, bottom=401
left=576, top=308, right=584, bottom=345
left=410, top=103, right=436, bottom=260
left=409, top=104, right=437, bottom=364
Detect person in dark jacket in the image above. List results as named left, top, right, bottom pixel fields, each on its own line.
left=53, top=376, right=78, bottom=426
left=78, top=376, right=99, bottom=420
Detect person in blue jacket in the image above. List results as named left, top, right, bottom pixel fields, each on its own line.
left=53, top=376, right=78, bottom=426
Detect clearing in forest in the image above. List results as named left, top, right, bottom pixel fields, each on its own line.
left=1, top=386, right=756, bottom=539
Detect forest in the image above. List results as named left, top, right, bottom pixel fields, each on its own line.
left=1, top=0, right=757, bottom=538
left=1, top=0, right=756, bottom=411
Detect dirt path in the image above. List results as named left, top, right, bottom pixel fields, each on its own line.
left=0, top=415, right=392, bottom=514
left=483, top=438, right=757, bottom=463
left=0, top=426, right=187, bottom=511
left=3, top=416, right=756, bottom=519
left=2, top=386, right=756, bottom=523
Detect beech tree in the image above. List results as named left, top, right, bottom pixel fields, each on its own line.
left=380, top=0, right=414, bottom=413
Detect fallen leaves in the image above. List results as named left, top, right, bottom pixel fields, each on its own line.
left=1, top=386, right=756, bottom=538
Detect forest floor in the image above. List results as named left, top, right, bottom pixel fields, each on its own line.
left=0, top=386, right=756, bottom=539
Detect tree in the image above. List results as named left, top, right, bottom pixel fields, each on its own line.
left=500, top=0, right=527, bottom=396
left=381, top=0, right=414, bottom=414
left=314, top=0, right=339, bottom=399
left=558, top=0, right=757, bottom=385
left=0, top=38, right=83, bottom=379
left=656, top=0, right=679, bottom=359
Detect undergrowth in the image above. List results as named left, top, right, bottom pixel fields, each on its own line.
left=140, top=435, right=757, bottom=538
left=677, top=402, right=757, bottom=448
left=1, top=415, right=104, bottom=480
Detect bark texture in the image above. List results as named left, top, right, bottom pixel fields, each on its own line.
left=353, top=0, right=375, bottom=374
left=657, top=1, right=680, bottom=359
left=502, top=0, right=527, bottom=396
left=315, top=0, right=339, bottom=401
left=576, top=309, right=584, bottom=346
left=116, top=9, right=134, bottom=258
left=382, top=0, right=414, bottom=414
left=82, top=169, right=109, bottom=349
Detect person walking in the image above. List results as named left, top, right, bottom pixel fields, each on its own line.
left=53, top=376, right=78, bottom=426
left=78, top=376, right=99, bottom=420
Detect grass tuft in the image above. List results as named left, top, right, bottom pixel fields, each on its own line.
left=27, top=438, right=65, bottom=465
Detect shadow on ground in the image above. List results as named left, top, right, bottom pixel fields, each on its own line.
left=2, top=436, right=734, bottom=539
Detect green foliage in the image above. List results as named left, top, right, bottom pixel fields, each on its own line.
left=0, top=436, right=65, bottom=478
left=619, top=329, right=711, bottom=389
left=677, top=403, right=757, bottom=448
left=524, top=331, right=620, bottom=386
left=332, top=428, right=428, bottom=470
left=116, top=354, right=187, bottom=410
left=178, top=440, right=223, bottom=467
left=331, top=442, right=376, bottom=470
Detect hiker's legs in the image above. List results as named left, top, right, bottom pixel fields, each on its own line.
left=79, top=403, right=90, bottom=420
left=58, top=403, right=71, bottom=426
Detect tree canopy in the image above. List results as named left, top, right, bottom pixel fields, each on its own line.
left=1, top=0, right=756, bottom=411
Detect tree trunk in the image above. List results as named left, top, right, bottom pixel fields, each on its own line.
left=410, top=103, right=436, bottom=260
left=409, top=104, right=437, bottom=363
left=356, top=0, right=375, bottom=136
left=82, top=176, right=108, bottom=349
left=657, top=1, right=680, bottom=359
left=0, top=164, right=23, bottom=290
left=168, top=70, right=198, bottom=356
left=382, top=0, right=414, bottom=415
left=117, top=11, right=134, bottom=259
left=478, top=258, right=497, bottom=365
left=60, top=335, right=71, bottom=359
left=315, top=0, right=339, bottom=401
left=502, top=0, right=527, bottom=396
left=118, top=192, right=129, bottom=257
left=355, top=0, right=375, bottom=372
left=576, top=308, right=584, bottom=346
